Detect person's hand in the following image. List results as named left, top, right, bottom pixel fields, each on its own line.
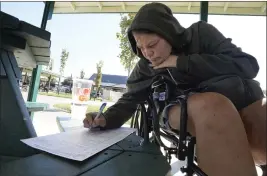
left=83, top=112, right=106, bottom=128
left=153, top=55, right=178, bottom=69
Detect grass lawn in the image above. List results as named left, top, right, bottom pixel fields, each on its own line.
left=39, top=92, right=72, bottom=99
left=53, top=103, right=106, bottom=113
left=39, top=92, right=103, bottom=101
left=53, top=103, right=132, bottom=125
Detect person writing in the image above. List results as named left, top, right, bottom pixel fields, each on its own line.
left=84, top=3, right=266, bottom=176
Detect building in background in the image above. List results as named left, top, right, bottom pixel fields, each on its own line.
left=89, top=74, right=128, bottom=102
left=89, top=74, right=128, bottom=93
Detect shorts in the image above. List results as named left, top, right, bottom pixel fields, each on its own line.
left=163, top=75, right=264, bottom=132
left=196, top=75, right=265, bottom=111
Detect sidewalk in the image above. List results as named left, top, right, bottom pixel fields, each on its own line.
left=32, top=111, right=70, bottom=136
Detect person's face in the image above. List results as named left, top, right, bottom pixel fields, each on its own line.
left=133, top=32, right=172, bottom=67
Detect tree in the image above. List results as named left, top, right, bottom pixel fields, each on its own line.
left=59, top=49, right=69, bottom=76
left=62, top=77, right=73, bottom=87
left=50, top=77, right=57, bottom=87
left=80, top=69, right=85, bottom=79
left=48, top=58, right=54, bottom=71
left=57, top=49, right=69, bottom=94
left=46, top=75, right=54, bottom=91
left=116, top=13, right=138, bottom=76
left=94, top=60, right=104, bottom=91
left=46, top=58, right=54, bottom=91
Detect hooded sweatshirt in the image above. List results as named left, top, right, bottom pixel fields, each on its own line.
left=102, top=2, right=263, bottom=129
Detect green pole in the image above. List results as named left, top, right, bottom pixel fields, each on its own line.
left=27, top=2, right=54, bottom=117
left=27, top=65, right=42, bottom=102
left=27, top=1, right=54, bottom=102
left=200, top=1, right=209, bottom=22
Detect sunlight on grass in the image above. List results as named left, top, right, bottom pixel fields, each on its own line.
left=39, top=92, right=72, bottom=99
left=53, top=103, right=132, bottom=125
left=39, top=92, right=103, bottom=101
left=53, top=103, right=106, bottom=113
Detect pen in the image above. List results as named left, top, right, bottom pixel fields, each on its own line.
left=92, top=102, right=107, bottom=128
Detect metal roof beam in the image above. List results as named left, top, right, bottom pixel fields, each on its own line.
left=188, top=2, right=192, bottom=11
left=121, top=2, right=126, bottom=11
left=70, top=2, right=76, bottom=11
left=224, top=2, right=229, bottom=12
left=261, top=3, right=266, bottom=13
left=98, top=2, right=103, bottom=10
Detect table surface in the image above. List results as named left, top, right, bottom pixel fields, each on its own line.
left=0, top=133, right=171, bottom=176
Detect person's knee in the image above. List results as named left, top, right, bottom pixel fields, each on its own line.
left=187, top=92, right=239, bottom=124
left=168, top=92, right=239, bottom=134
left=188, top=92, right=235, bottom=113
left=186, top=92, right=240, bottom=135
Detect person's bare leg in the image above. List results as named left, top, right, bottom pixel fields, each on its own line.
left=240, top=98, right=266, bottom=165
left=168, top=92, right=257, bottom=176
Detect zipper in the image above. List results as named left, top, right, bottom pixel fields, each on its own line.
left=167, top=68, right=178, bottom=86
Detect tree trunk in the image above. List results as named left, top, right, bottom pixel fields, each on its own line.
left=47, top=75, right=52, bottom=91
left=57, top=77, right=61, bottom=95
left=128, top=68, right=131, bottom=76
left=24, top=72, right=28, bottom=84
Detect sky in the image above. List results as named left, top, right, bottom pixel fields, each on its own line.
left=1, top=2, right=266, bottom=89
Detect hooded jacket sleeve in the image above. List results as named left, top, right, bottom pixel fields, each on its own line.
left=103, top=60, right=152, bottom=129
left=176, top=21, right=259, bottom=80
left=102, top=90, right=147, bottom=129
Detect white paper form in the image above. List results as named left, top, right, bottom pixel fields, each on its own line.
left=21, top=127, right=136, bottom=161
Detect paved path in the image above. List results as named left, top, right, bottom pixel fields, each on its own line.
left=22, top=91, right=115, bottom=136
left=21, top=91, right=115, bottom=137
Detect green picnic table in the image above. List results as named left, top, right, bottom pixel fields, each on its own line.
left=25, top=102, right=49, bottom=112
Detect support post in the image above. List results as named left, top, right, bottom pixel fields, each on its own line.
left=27, top=2, right=54, bottom=102
left=27, top=2, right=54, bottom=117
left=200, top=1, right=209, bottom=22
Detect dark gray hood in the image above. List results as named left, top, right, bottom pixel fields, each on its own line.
left=127, top=2, right=188, bottom=58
